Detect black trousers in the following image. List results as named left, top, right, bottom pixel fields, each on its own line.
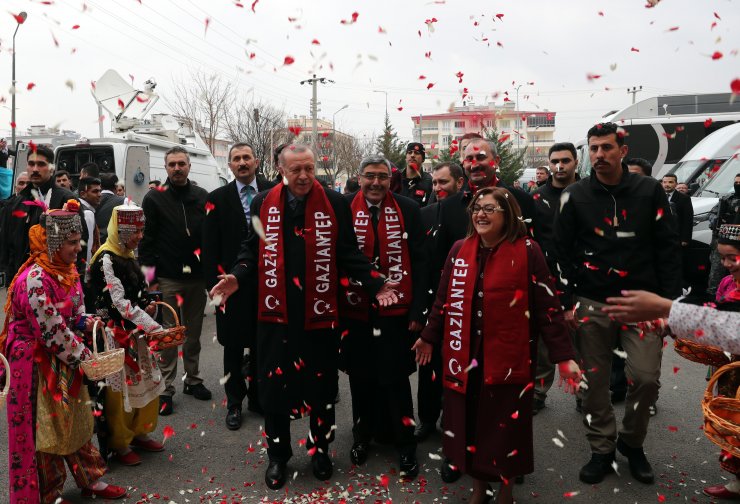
left=416, top=342, right=443, bottom=425
left=222, top=344, right=258, bottom=410
left=264, top=405, right=335, bottom=463
left=349, top=375, right=416, bottom=457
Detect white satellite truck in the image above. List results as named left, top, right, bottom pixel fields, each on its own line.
left=14, top=69, right=225, bottom=205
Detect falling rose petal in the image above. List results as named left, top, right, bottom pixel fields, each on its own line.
left=630, top=47, right=640, bottom=52
left=72, top=24, right=80, bottom=30
left=251, top=0, right=259, bottom=12
left=563, top=491, right=580, bottom=498
left=193, top=248, right=201, bottom=261
left=340, top=11, right=359, bottom=25
left=311, top=39, right=320, bottom=45
left=204, top=201, right=215, bottom=215
left=219, top=372, right=231, bottom=385
left=509, top=289, right=524, bottom=307
left=283, top=55, right=295, bottom=66
left=668, top=425, right=678, bottom=432
left=379, top=474, right=390, bottom=488
left=426, top=82, right=435, bottom=90
left=251, top=215, right=268, bottom=243
left=292, top=277, right=303, bottom=289
left=511, top=410, right=519, bottom=419
left=401, top=416, right=416, bottom=427
left=204, top=17, right=211, bottom=36
left=655, top=208, right=664, bottom=221
left=162, top=425, right=175, bottom=442
left=552, top=437, right=565, bottom=448
left=117, top=98, right=125, bottom=110
left=711, top=51, right=723, bottom=60
left=27, top=83, right=36, bottom=91
left=586, top=73, right=601, bottom=81
left=705, top=118, right=714, bottom=128
left=428, top=452, right=441, bottom=460
left=11, top=210, right=27, bottom=218
left=175, top=293, right=184, bottom=307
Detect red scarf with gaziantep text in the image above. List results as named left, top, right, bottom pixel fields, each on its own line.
left=442, top=235, right=530, bottom=394
left=340, top=192, right=413, bottom=321
left=258, top=180, right=339, bottom=330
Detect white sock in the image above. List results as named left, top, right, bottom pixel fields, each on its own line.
left=725, top=479, right=740, bottom=493
left=90, top=480, right=109, bottom=491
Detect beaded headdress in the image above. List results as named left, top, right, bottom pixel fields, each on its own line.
left=718, top=224, right=740, bottom=245
left=43, top=199, right=83, bottom=257
left=116, top=203, right=145, bottom=246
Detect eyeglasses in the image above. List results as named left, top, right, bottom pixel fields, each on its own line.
left=360, top=173, right=390, bottom=182
left=549, top=157, right=573, bottom=165
left=469, top=204, right=505, bottom=215
left=27, top=160, right=49, bottom=168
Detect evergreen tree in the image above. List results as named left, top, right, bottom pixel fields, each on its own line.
left=375, top=114, right=406, bottom=169
left=484, top=128, right=526, bottom=185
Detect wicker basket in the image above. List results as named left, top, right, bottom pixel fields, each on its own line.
left=702, top=361, right=740, bottom=458
left=146, top=301, right=186, bottom=351
left=80, top=320, right=125, bottom=381
left=674, top=337, right=730, bottom=367
left=0, top=352, right=9, bottom=410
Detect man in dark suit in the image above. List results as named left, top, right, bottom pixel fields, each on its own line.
left=340, top=155, right=429, bottom=478
left=96, top=173, right=125, bottom=242
left=0, top=144, right=76, bottom=280
left=209, top=144, right=399, bottom=490
left=202, top=143, right=274, bottom=431
left=662, top=173, right=694, bottom=247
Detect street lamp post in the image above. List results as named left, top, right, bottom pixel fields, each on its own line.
left=514, top=81, right=533, bottom=160
left=332, top=104, right=349, bottom=184
left=11, top=12, right=28, bottom=148
left=373, top=90, right=388, bottom=118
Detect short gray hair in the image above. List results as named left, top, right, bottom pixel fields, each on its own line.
left=359, top=155, right=391, bottom=174
left=165, top=145, right=190, bottom=164
left=278, top=143, right=316, bottom=166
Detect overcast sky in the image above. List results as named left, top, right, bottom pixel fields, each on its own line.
left=1, top=0, right=737, bottom=145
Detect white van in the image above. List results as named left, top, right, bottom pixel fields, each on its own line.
left=577, top=93, right=740, bottom=179
left=667, top=122, right=740, bottom=194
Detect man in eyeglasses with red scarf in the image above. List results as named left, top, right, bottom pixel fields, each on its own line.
left=428, top=136, right=536, bottom=483
left=209, top=144, right=399, bottom=491
left=340, top=154, right=429, bottom=479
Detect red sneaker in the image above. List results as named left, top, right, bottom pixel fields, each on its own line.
left=115, top=450, right=141, bottom=466
left=81, top=484, right=127, bottom=499
left=703, top=485, right=740, bottom=500
left=131, top=437, right=165, bottom=452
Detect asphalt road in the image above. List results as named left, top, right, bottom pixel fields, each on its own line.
left=0, top=292, right=729, bottom=503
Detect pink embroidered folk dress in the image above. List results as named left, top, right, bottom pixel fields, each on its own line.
left=4, top=264, right=93, bottom=504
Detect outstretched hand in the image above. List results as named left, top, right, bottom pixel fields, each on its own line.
left=557, top=359, right=582, bottom=395
left=602, top=290, right=673, bottom=323
left=412, top=338, right=433, bottom=366
left=209, top=274, right=239, bottom=306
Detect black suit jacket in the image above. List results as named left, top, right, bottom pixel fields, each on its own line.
left=202, top=176, right=274, bottom=347
left=668, top=190, right=694, bottom=245
left=96, top=192, right=126, bottom=242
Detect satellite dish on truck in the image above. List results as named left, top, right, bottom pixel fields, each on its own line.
left=92, top=69, right=159, bottom=128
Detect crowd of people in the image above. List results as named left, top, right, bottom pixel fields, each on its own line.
left=0, top=122, right=738, bottom=503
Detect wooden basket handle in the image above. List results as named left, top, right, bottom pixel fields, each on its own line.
left=0, top=352, right=9, bottom=396
left=90, top=319, right=110, bottom=357
left=705, top=361, right=740, bottom=399
left=153, top=301, right=180, bottom=327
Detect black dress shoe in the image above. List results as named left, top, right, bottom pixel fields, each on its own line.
left=575, top=397, right=583, bottom=413
left=399, top=453, right=419, bottom=479
left=312, top=452, right=333, bottom=481
left=440, top=457, right=461, bottom=483
left=183, top=383, right=212, bottom=401
left=225, top=407, right=242, bottom=431
left=617, top=438, right=654, bottom=484
left=265, top=460, right=287, bottom=490
left=350, top=442, right=369, bottom=465
left=578, top=451, right=615, bottom=484
left=414, top=422, right=436, bottom=442
left=532, top=398, right=546, bottom=415
left=515, top=475, right=525, bottom=484
left=159, top=395, right=173, bottom=416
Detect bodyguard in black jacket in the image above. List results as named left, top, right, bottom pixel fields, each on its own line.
left=202, top=142, right=274, bottom=430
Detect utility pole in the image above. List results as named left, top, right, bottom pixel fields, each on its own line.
left=628, top=86, right=643, bottom=104
left=300, top=75, right=334, bottom=147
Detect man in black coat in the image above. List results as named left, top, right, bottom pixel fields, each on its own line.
left=414, top=161, right=465, bottom=442
left=0, top=144, right=76, bottom=280
left=340, top=155, right=429, bottom=478
left=209, top=144, right=399, bottom=490
left=393, top=142, right=433, bottom=207
left=662, top=173, right=694, bottom=247
left=95, top=173, right=125, bottom=242
left=202, top=143, right=274, bottom=430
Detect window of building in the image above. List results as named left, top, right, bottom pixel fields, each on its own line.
left=527, top=115, right=555, bottom=128
left=485, top=120, right=495, bottom=128
left=442, top=120, right=451, bottom=130
left=454, top=121, right=465, bottom=128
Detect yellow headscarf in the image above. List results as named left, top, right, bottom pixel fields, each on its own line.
left=91, top=206, right=136, bottom=264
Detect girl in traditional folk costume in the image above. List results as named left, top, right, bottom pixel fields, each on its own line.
left=89, top=204, right=165, bottom=466
left=703, top=223, right=740, bottom=501
left=1, top=201, right=127, bottom=504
